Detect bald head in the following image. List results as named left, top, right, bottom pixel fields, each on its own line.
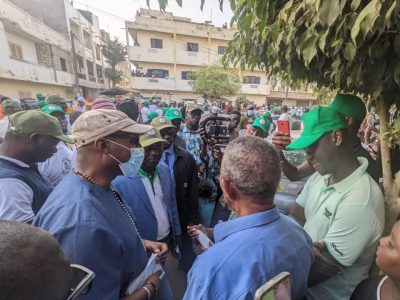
left=0, top=221, right=72, bottom=300
left=221, top=136, right=281, bottom=203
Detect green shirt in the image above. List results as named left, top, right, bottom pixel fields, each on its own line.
left=296, top=157, right=385, bottom=300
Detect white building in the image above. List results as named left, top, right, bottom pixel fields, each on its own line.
left=126, top=9, right=315, bottom=106
left=0, top=0, right=76, bottom=99
left=4, top=0, right=109, bottom=99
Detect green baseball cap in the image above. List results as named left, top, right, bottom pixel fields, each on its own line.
left=7, top=110, right=74, bottom=143
left=45, top=94, right=68, bottom=104
left=1, top=100, right=22, bottom=111
left=252, top=117, right=270, bottom=133
left=148, top=111, right=159, bottom=122
left=142, top=100, right=149, bottom=107
left=41, top=104, right=65, bottom=116
left=187, top=103, right=204, bottom=113
left=150, top=116, right=174, bottom=130
left=263, top=111, right=271, bottom=118
left=328, top=93, right=366, bottom=122
left=139, top=128, right=164, bottom=148
left=165, top=108, right=183, bottom=120
left=36, top=92, right=46, bottom=100
left=287, top=106, right=347, bottom=150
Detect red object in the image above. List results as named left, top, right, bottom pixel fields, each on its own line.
left=277, top=120, right=290, bottom=136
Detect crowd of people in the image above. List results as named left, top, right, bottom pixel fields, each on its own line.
left=0, top=91, right=398, bottom=300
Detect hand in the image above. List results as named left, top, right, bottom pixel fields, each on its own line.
left=187, top=224, right=212, bottom=240
left=271, top=132, right=291, bottom=151
left=143, top=240, right=169, bottom=263
left=144, top=270, right=162, bottom=292
left=211, top=145, right=223, bottom=162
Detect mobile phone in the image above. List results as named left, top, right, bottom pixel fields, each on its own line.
left=254, top=272, right=292, bottom=300
left=209, top=125, right=228, bottom=137
left=277, top=120, right=290, bottom=135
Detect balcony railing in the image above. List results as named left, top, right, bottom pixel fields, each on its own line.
left=78, top=73, right=86, bottom=80
left=89, top=75, right=96, bottom=82
left=97, top=78, right=104, bottom=84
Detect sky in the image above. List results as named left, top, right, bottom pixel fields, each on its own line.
left=73, top=0, right=234, bottom=42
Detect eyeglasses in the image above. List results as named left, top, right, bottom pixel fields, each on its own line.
left=160, top=128, right=174, bottom=137
left=65, top=264, right=95, bottom=300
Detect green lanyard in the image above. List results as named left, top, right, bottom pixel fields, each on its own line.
left=138, top=168, right=158, bottom=194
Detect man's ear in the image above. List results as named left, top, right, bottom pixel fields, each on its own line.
left=220, top=177, right=238, bottom=202
left=332, top=129, right=343, bottom=147
left=95, top=138, right=110, bottom=154
left=28, top=133, right=40, bottom=145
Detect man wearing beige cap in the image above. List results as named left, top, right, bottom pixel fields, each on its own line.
left=34, top=109, right=174, bottom=300
left=0, top=110, right=73, bottom=223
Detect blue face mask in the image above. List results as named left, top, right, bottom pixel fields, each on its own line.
left=118, top=148, right=144, bottom=177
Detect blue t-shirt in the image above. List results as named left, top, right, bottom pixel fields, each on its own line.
left=34, top=173, right=172, bottom=300
left=184, top=207, right=314, bottom=300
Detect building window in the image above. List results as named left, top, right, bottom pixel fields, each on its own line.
left=95, top=44, right=101, bottom=60
left=8, top=42, right=23, bottom=60
left=96, top=65, right=103, bottom=78
left=60, top=58, right=67, bottom=72
left=77, top=56, right=85, bottom=73
left=187, top=42, right=198, bottom=52
left=218, top=46, right=227, bottom=55
left=181, top=71, right=196, bottom=80
left=243, top=76, right=261, bottom=84
left=150, top=38, right=163, bottom=49
left=146, top=69, right=169, bottom=78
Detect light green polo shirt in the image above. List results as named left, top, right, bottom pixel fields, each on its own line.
left=296, top=157, right=385, bottom=300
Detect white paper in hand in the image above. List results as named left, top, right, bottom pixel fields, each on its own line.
left=197, top=230, right=214, bottom=249
left=125, top=253, right=165, bottom=296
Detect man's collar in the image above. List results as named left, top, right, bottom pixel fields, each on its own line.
left=181, top=124, right=199, bottom=134
left=323, top=157, right=368, bottom=193
left=214, top=206, right=280, bottom=243
left=164, top=143, right=174, bottom=155
left=0, top=155, right=30, bottom=168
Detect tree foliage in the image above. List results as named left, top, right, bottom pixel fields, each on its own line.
left=189, top=65, right=241, bottom=100
left=222, top=0, right=400, bottom=106
left=101, top=37, right=127, bottom=87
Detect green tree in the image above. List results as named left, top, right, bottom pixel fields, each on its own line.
left=155, top=0, right=400, bottom=224
left=313, top=86, right=339, bottom=106
left=189, top=65, right=241, bottom=100
left=101, top=37, right=127, bottom=87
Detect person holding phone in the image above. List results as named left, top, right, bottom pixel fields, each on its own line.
left=272, top=94, right=380, bottom=183
left=184, top=137, right=313, bottom=300
left=249, top=117, right=271, bottom=139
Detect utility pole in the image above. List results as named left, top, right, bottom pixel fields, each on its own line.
left=70, top=31, right=80, bottom=96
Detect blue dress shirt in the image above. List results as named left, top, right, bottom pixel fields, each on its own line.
left=163, top=143, right=175, bottom=178
left=34, top=173, right=173, bottom=300
left=184, top=207, right=313, bottom=300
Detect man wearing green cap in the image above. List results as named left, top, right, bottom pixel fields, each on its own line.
left=113, top=128, right=182, bottom=250
left=272, top=93, right=380, bottom=183
left=36, top=92, right=47, bottom=108
left=0, top=110, right=74, bottom=223
left=45, top=94, right=69, bottom=112
left=38, top=104, right=73, bottom=186
left=151, top=116, right=199, bottom=272
left=1, top=99, right=22, bottom=116
left=165, top=107, right=186, bottom=149
left=286, top=106, right=384, bottom=300
left=249, top=117, right=270, bottom=139
left=147, top=111, right=159, bottom=124
left=141, top=100, right=150, bottom=123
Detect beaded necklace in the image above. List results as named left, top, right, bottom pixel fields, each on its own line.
left=73, top=169, right=146, bottom=251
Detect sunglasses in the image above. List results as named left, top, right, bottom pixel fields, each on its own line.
left=66, top=264, right=95, bottom=300
left=160, top=128, right=174, bottom=137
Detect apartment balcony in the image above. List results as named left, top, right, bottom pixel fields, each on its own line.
left=175, top=79, right=193, bottom=92
left=97, top=77, right=104, bottom=84
left=1, top=58, right=75, bottom=87
left=129, top=46, right=174, bottom=64
left=241, top=83, right=268, bottom=95
left=89, top=74, right=96, bottom=82
left=78, top=73, right=86, bottom=80
left=132, top=76, right=175, bottom=91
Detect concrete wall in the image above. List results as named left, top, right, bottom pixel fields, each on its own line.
left=5, top=32, right=39, bottom=64
left=35, top=44, right=73, bottom=74
left=8, top=0, right=69, bottom=36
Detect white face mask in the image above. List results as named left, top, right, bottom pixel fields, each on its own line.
left=119, top=148, right=145, bottom=176
left=104, top=138, right=142, bottom=176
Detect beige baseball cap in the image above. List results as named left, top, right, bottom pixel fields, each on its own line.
left=72, top=109, right=152, bottom=148
left=139, top=128, right=164, bottom=148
